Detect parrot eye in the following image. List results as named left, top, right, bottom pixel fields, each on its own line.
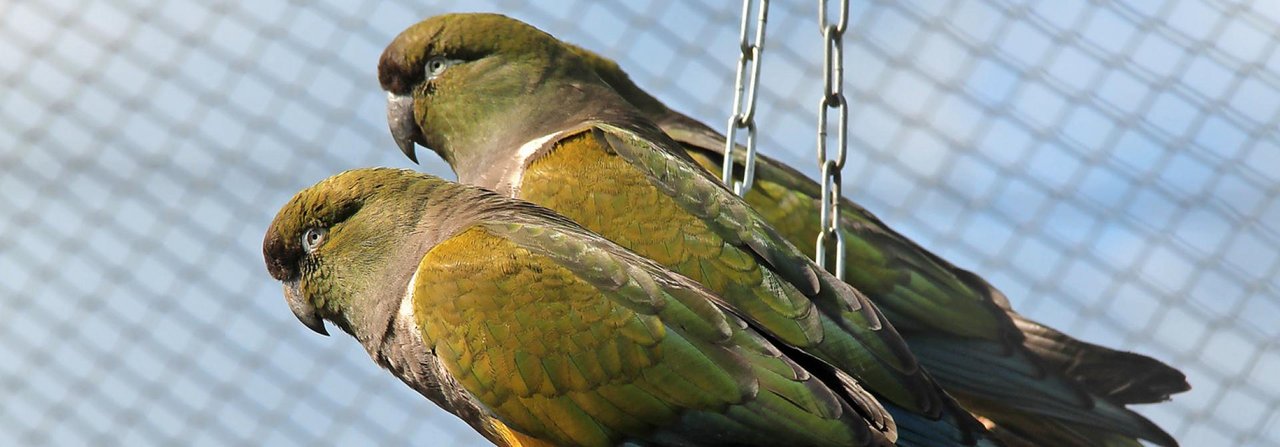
left=302, top=228, right=326, bottom=254
left=425, top=57, right=456, bottom=80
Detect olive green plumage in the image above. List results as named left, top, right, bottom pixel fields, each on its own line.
left=379, top=13, right=996, bottom=447
left=565, top=36, right=1189, bottom=447
left=264, top=168, right=892, bottom=447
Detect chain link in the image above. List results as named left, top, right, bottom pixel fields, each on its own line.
left=722, top=0, right=768, bottom=196
left=815, top=0, right=849, bottom=279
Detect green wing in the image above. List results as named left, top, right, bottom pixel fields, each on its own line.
left=669, top=122, right=1182, bottom=447
left=518, top=123, right=941, bottom=416
left=595, top=122, right=940, bottom=409
left=669, top=124, right=1007, bottom=341
left=412, top=222, right=887, bottom=446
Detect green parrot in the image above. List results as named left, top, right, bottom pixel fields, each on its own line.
left=378, top=13, right=997, bottom=447
left=556, top=38, right=1190, bottom=447
left=264, top=167, right=919, bottom=446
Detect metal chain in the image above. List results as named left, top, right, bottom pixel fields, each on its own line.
left=815, top=0, right=849, bottom=279
left=722, top=0, right=768, bottom=196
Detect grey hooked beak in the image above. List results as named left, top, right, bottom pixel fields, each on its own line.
left=386, top=92, right=420, bottom=164
left=284, top=280, right=328, bottom=336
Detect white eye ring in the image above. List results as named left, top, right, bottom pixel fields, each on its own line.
left=425, top=57, right=458, bottom=80
left=302, top=228, right=326, bottom=253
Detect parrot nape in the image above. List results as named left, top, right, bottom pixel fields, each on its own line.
left=265, top=167, right=926, bottom=446
left=559, top=34, right=1190, bottom=447
left=378, top=13, right=997, bottom=447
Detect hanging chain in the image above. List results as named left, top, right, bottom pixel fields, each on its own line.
left=815, top=0, right=849, bottom=279
left=722, top=0, right=768, bottom=196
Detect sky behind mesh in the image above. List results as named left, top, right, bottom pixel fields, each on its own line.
left=2, top=0, right=1277, bottom=445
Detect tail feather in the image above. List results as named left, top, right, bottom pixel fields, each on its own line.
left=1010, top=313, right=1189, bottom=404
left=888, top=397, right=1004, bottom=447
left=979, top=409, right=1153, bottom=447
left=906, top=334, right=1178, bottom=446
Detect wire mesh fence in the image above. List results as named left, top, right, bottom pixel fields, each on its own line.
left=2, top=0, right=1277, bottom=445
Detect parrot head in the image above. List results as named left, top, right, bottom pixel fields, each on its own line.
left=378, top=13, right=627, bottom=178
left=263, top=168, right=444, bottom=340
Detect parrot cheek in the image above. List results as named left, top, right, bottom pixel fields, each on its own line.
left=386, top=92, right=421, bottom=163
left=284, top=279, right=329, bottom=336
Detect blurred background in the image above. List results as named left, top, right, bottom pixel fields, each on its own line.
left=2, top=0, right=1277, bottom=445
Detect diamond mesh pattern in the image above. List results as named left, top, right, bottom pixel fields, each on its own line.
left=2, top=1, right=1276, bottom=445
